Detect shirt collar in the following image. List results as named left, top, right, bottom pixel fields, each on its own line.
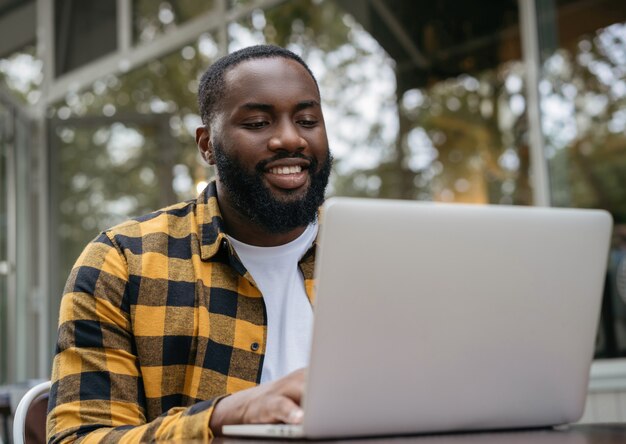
left=196, top=180, right=228, bottom=260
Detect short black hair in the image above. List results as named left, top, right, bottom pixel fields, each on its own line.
left=198, top=45, right=319, bottom=126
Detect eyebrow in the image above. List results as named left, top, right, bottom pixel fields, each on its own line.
left=241, top=102, right=273, bottom=111
left=239, top=100, right=320, bottom=112
left=295, top=100, right=320, bottom=111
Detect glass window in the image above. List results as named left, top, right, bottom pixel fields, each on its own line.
left=229, top=0, right=528, bottom=203
left=367, top=0, right=528, bottom=204
left=536, top=0, right=626, bottom=358
left=50, top=34, right=220, bottom=312
left=0, top=91, right=39, bottom=382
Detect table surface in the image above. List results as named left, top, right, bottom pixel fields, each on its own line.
left=213, top=424, right=626, bottom=444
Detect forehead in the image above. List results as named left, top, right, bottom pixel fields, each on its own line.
left=221, top=57, right=320, bottom=108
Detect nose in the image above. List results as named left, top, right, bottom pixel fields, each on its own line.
left=268, top=119, right=306, bottom=153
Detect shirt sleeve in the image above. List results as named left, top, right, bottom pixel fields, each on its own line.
left=47, top=232, right=222, bottom=443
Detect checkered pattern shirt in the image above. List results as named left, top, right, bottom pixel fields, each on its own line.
left=47, top=181, right=317, bottom=443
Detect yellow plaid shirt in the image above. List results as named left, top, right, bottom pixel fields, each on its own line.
left=47, top=181, right=317, bottom=443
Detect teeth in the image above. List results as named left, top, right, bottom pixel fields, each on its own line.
left=269, top=166, right=302, bottom=175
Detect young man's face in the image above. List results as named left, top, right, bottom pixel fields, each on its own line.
left=201, top=57, right=332, bottom=233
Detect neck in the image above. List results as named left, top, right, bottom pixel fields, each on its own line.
left=216, top=182, right=307, bottom=247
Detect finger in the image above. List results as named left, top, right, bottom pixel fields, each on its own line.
left=273, top=397, right=304, bottom=424
left=286, top=408, right=304, bottom=424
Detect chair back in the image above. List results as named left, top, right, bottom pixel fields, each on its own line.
left=13, top=381, right=51, bottom=444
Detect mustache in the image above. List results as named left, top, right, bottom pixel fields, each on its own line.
left=255, top=152, right=318, bottom=173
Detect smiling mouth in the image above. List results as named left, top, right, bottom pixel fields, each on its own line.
left=264, top=164, right=310, bottom=191
left=269, top=165, right=303, bottom=175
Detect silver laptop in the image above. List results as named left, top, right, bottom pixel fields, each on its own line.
left=223, top=198, right=613, bottom=439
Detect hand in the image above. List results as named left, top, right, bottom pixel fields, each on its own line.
left=209, top=368, right=306, bottom=435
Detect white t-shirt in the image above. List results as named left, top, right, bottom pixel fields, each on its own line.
left=227, top=223, right=317, bottom=383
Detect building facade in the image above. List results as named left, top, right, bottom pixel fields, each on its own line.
left=1, top=0, right=626, bottom=422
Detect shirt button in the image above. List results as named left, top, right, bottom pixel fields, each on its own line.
left=250, top=342, right=260, bottom=352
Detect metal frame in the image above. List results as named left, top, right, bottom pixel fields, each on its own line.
left=519, top=0, right=552, bottom=207
left=36, top=0, right=54, bottom=382
left=45, top=0, right=286, bottom=105
left=216, top=0, right=230, bottom=55
left=117, top=0, right=133, bottom=53
left=2, top=93, right=17, bottom=384
left=0, top=88, right=41, bottom=383
left=1, top=83, right=40, bottom=381
left=368, top=0, right=430, bottom=70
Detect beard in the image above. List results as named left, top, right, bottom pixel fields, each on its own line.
left=213, top=143, right=333, bottom=234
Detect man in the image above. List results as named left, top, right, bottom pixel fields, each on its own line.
left=47, top=44, right=333, bottom=443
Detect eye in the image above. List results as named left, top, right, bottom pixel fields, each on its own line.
left=297, top=116, right=318, bottom=128
left=242, top=120, right=269, bottom=129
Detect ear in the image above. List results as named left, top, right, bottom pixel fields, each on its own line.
left=195, top=126, right=215, bottom=165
